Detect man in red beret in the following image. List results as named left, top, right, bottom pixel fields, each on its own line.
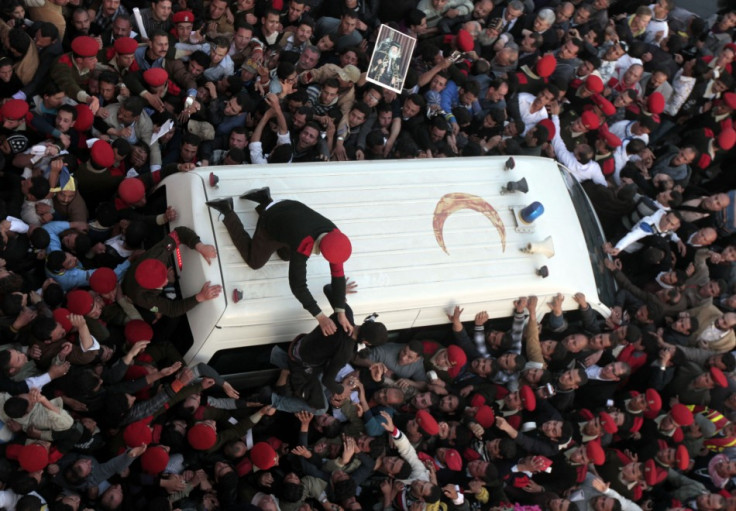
left=206, top=188, right=353, bottom=336
left=99, top=36, right=139, bottom=77
left=50, top=36, right=101, bottom=112
left=122, top=225, right=221, bottom=319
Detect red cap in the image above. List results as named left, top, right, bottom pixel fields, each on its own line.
left=645, top=388, right=662, bottom=413
left=474, top=405, right=495, bottom=428
left=113, top=37, right=138, bottom=55
left=236, top=457, right=253, bottom=476
left=250, top=442, right=278, bottom=470
left=53, top=307, right=72, bottom=333
left=581, top=110, right=600, bottom=130
left=320, top=229, right=352, bottom=264
left=18, top=444, right=49, bottom=472
left=143, top=68, right=169, bottom=87
left=519, top=385, right=536, bottom=411
left=444, top=448, right=462, bottom=471
left=534, top=455, right=553, bottom=472
left=123, top=420, right=153, bottom=447
left=718, top=128, right=736, bottom=150
left=187, top=423, right=217, bottom=450
left=125, top=364, right=148, bottom=381
left=710, top=366, right=728, bottom=387
left=537, top=118, right=555, bottom=140
left=90, top=267, right=117, bottom=294
left=416, top=410, right=439, bottom=435
left=2, top=99, right=29, bottom=121
left=90, top=139, right=115, bottom=168
left=74, top=104, right=94, bottom=132
left=119, top=178, right=146, bottom=205
left=456, top=29, right=474, bottom=52
left=599, top=125, right=622, bottom=148
left=599, top=411, right=618, bottom=434
left=446, top=345, right=467, bottom=378
left=135, top=259, right=168, bottom=290
left=631, top=416, right=644, bottom=433
left=585, top=74, right=604, bottom=94
left=71, top=35, right=99, bottom=57
left=141, top=445, right=169, bottom=474
left=676, top=444, right=689, bottom=470
left=644, top=458, right=667, bottom=486
left=586, top=441, right=605, bottom=465
left=173, top=10, right=195, bottom=23
left=66, top=289, right=94, bottom=315
left=723, top=92, right=736, bottom=110
left=536, top=54, right=556, bottom=78
left=726, top=43, right=736, bottom=53
left=470, top=394, right=486, bottom=407
left=125, top=319, right=154, bottom=344
left=647, top=92, right=665, bottom=114
left=670, top=403, right=694, bottom=427
left=591, top=94, right=616, bottom=116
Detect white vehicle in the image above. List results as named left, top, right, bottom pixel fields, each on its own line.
left=159, top=156, right=614, bottom=379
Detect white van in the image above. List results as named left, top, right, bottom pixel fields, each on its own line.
left=160, top=156, right=614, bottom=377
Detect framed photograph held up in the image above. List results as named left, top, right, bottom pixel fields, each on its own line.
left=366, top=24, right=417, bottom=94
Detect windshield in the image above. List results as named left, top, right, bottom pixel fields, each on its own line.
left=558, top=165, right=617, bottom=306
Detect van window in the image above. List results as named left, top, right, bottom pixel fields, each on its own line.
left=559, top=165, right=616, bottom=306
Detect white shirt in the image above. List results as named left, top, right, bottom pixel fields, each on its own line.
left=551, top=115, right=607, bottom=186
left=518, top=93, right=548, bottom=136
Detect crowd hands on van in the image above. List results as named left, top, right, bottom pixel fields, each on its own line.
left=4, top=0, right=736, bottom=510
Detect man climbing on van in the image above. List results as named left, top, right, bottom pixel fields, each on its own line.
left=205, top=188, right=353, bottom=336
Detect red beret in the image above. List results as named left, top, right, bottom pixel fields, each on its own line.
left=250, top=442, right=278, bottom=470
left=647, top=92, right=665, bottom=114
left=143, top=68, right=169, bottom=88
left=470, top=394, right=486, bottom=407
left=599, top=126, right=622, bottom=148
left=585, top=74, right=604, bottom=94
left=74, top=104, right=94, bottom=132
left=534, top=455, right=553, bottom=472
left=474, top=405, right=495, bottom=428
left=90, top=267, right=117, bottom=294
left=644, top=458, right=667, bottom=486
left=71, top=36, right=99, bottom=58
left=591, top=94, right=615, bottom=117
left=320, top=229, right=352, bottom=264
left=586, top=441, right=605, bottom=466
left=66, top=289, right=93, bottom=315
left=236, top=457, right=253, bottom=476
left=172, top=10, right=195, bottom=23
left=581, top=110, right=600, bottom=130
left=536, top=54, right=556, bottom=78
left=710, top=366, right=728, bottom=387
left=113, top=37, right=138, bottom=55
left=141, top=445, right=169, bottom=474
left=135, top=259, right=168, bottom=290
left=537, top=118, right=555, bottom=141
left=676, top=444, right=689, bottom=471
left=599, top=411, right=618, bottom=434
left=53, top=307, right=72, bottom=333
left=123, top=420, right=153, bottom=447
left=724, top=92, right=736, bottom=110
left=519, top=385, right=536, bottom=411
left=119, top=178, right=146, bottom=205
left=2, top=99, right=29, bottom=121
left=645, top=388, right=662, bottom=413
left=416, top=410, right=439, bottom=436
left=631, top=415, right=644, bottom=433
left=670, top=403, right=694, bottom=427
left=446, top=345, right=467, bottom=379
left=187, top=423, right=217, bottom=450
left=19, top=444, right=49, bottom=472
left=125, top=319, right=154, bottom=344
left=125, top=364, right=148, bottom=381
left=444, top=448, right=463, bottom=471
left=718, top=128, right=736, bottom=150
left=726, top=43, right=736, bottom=53
left=90, top=139, right=114, bottom=168
left=456, top=29, right=474, bottom=52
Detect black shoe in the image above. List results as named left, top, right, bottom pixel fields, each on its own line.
left=276, top=247, right=291, bottom=261
left=240, top=186, right=271, bottom=205
left=205, top=197, right=233, bottom=215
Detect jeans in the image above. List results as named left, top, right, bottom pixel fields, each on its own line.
left=269, top=346, right=329, bottom=415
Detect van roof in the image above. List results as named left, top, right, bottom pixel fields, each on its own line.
left=163, top=156, right=611, bottom=364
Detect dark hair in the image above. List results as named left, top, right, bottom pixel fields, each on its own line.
left=279, top=481, right=303, bottom=503
left=4, top=396, right=29, bottom=418
left=425, top=485, right=441, bottom=504
left=360, top=321, right=388, bottom=346
left=9, top=28, right=30, bottom=56
left=498, top=438, right=517, bottom=459
left=269, top=143, right=293, bottom=163
left=182, top=132, right=202, bottom=147
left=333, top=478, right=357, bottom=501
left=37, top=21, right=59, bottom=41
left=0, top=350, right=11, bottom=375
left=42, top=81, right=63, bottom=97
left=16, top=495, right=43, bottom=511
left=31, top=315, right=58, bottom=341
left=396, top=461, right=412, bottom=480
left=407, top=93, right=426, bottom=110
left=125, top=220, right=148, bottom=249
left=368, top=435, right=386, bottom=458
left=43, top=282, right=64, bottom=308
left=560, top=421, right=573, bottom=443
left=324, top=77, right=340, bottom=90
left=99, top=70, right=120, bottom=86
left=104, top=393, right=132, bottom=426
left=723, top=353, right=736, bottom=372
left=1, top=292, right=24, bottom=317
left=407, top=339, right=424, bottom=356
left=483, top=462, right=499, bottom=483
left=190, top=50, right=211, bottom=69
left=406, top=8, right=426, bottom=27
left=27, top=176, right=51, bottom=201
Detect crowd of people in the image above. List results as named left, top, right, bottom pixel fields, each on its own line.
left=3, top=0, right=736, bottom=510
